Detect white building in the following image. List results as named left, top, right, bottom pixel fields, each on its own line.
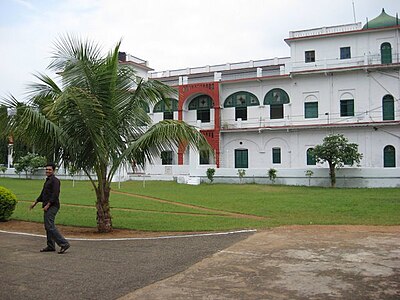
left=130, top=9, right=400, bottom=187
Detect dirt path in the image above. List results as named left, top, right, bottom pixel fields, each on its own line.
left=18, top=191, right=266, bottom=221
left=111, top=190, right=266, bottom=220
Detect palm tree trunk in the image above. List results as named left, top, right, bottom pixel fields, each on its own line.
left=95, top=175, right=112, bottom=233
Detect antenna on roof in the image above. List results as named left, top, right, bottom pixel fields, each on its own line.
left=352, top=0, right=357, bottom=22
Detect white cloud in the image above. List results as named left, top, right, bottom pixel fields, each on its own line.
left=12, top=0, right=35, bottom=11
left=1, top=0, right=399, bottom=99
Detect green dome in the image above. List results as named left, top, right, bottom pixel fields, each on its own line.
left=363, top=9, right=399, bottom=29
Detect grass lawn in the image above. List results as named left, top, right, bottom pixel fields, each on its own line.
left=1, top=178, right=399, bottom=231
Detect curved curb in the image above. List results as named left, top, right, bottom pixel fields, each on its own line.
left=0, top=229, right=257, bottom=241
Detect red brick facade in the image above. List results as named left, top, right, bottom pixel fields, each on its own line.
left=178, top=82, right=221, bottom=167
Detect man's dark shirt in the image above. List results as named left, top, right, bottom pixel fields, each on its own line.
left=36, top=175, right=61, bottom=208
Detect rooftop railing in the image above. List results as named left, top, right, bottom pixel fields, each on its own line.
left=288, top=22, right=362, bottom=39
left=149, top=57, right=290, bottom=79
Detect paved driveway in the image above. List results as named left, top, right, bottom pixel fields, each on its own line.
left=0, top=230, right=252, bottom=300
left=1, top=226, right=399, bottom=300
left=122, top=226, right=400, bottom=300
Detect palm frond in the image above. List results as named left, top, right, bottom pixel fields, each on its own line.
left=109, top=120, right=211, bottom=180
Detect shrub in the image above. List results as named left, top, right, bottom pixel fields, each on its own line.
left=237, top=169, right=246, bottom=184
left=0, top=186, right=17, bottom=221
left=206, top=168, right=215, bottom=183
left=0, top=165, right=6, bottom=175
left=268, top=168, right=277, bottom=183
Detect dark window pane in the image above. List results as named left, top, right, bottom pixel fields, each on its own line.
left=163, top=111, right=173, bottom=120
left=384, top=145, right=396, bottom=167
left=197, top=110, right=210, bottom=123
left=161, top=151, right=173, bottom=165
left=235, top=149, right=248, bottom=168
left=307, top=148, right=316, bottom=165
left=340, top=99, right=354, bottom=117
left=235, top=107, right=247, bottom=120
left=383, top=95, right=394, bottom=121
left=199, top=151, right=210, bottom=165
left=272, top=148, right=281, bottom=164
left=305, top=50, right=315, bottom=63
left=270, top=104, right=283, bottom=119
left=381, top=42, right=392, bottom=64
left=340, top=47, right=351, bottom=59
left=305, top=102, right=318, bottom=118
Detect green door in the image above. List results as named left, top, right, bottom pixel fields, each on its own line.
left=384, top=146, right=396, bottom=167
left=235, top=149, right=248, bottom=168
left=383, top=95, right=394, bottom=120
left=381, top=43, right=392, bottom=64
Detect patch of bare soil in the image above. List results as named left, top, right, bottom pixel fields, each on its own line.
left=1, top=220, right=399, bottom=239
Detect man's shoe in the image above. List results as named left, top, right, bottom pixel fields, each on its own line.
left=58, top=244, right=70, bottom=254
left=40, top=247, right=55, bottom=252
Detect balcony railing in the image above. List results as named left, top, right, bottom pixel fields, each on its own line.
left=290, top=53, right=400, bottom=73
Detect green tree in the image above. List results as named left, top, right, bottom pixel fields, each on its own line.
left=1, top=35, right=211, bottom=232
left=14, top=153, right=46, bottom=178
left=305, top=169, right=314, bottom=186
left=312, top=134, right=363, bottom=188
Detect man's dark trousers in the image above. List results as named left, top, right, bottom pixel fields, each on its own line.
left=44, top=206, right=69, bottom=250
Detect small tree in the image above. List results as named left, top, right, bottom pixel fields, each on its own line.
left=237, top=169, right=246, bottom=184
left=14, top=153, right=46, bottom=178
left=268, top=168, right=277, bottom=183
left=68, top=165, right=80, bottom=187
left=305, top=169, right=314, bottom=186
left=313, top=134, right=363, bottom=188
left=206, top=168, right=215, bottom=184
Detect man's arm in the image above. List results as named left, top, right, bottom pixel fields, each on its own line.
left=29, top=201, right=38, bottom=210
left=31, top=180, right=46, bottom=210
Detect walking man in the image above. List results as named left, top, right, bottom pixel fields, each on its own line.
left=30, top=163, right=70, bottom=254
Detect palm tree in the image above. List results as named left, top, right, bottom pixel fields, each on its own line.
left=1, top=35, right=211, bottom=232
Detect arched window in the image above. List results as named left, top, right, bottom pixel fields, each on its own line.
left=340, top=92, right=354, bottom=117
left=384, top=145, right=396, bottom=167
left=307, top=148, right=316, bottom=165
left=189, top=95, right=214, bottom=123
left=224, top=92, right=259, bottom=121
left=154, top=98, right=178, bottom=120
left=264, top=88, right=290, bottom=119
left=381, top=42, right=392, bottom=64
left=382, top=95, right=395, bottom=121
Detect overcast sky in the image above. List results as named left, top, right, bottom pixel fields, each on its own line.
left=0, top=0, right=398, bottom=99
